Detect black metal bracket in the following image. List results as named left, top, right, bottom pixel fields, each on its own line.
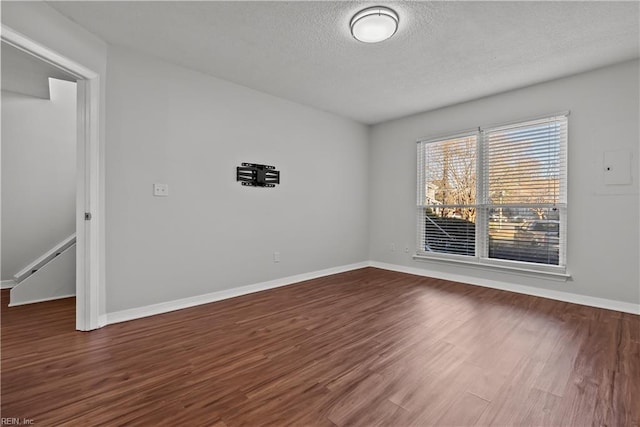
left=236, top=163, right=280, bottom=188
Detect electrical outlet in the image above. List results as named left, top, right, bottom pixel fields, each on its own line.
left=273, top=252, right=280, bottom=263
left=404, top=246, right=409, bottom=253
left=153, top=183, right=169, bottom=197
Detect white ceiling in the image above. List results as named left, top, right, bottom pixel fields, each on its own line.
left=48, top=1, right=639, bottom=124
left=1, top=42, right=76, bottom=99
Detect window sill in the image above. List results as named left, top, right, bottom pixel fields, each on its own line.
left=412, top=254, right=571, bottom=282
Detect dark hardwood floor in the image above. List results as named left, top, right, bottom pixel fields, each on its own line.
left=1, top=267, right=638, bottom=426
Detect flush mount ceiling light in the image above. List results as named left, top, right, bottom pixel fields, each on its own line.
left=350, top=6, right=399, bottom=43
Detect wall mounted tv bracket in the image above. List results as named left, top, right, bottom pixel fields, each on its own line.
left=236, top=163, right=280, bottom=187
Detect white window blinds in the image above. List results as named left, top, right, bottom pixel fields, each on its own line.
left=417, top=133, right=478, bottom=257
left=482, top=115, right=567, bottom=267
left=417, top=113, right=568, bottom=272
left=483, top=116, right=567, bottom=206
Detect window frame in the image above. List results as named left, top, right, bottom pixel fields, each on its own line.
left=416, top=113, right=569, bottom=277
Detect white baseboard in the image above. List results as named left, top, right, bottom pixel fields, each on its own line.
left=105, top=261, right=370, bottom=325
left=98, top=314, right=108, bottom=328
left=102, top=259, right=639, bottom=327
left=8, top=294, right=75, bottom=307
left=370, top=261, right=640, bottom=315
left=1, top=280, right=16, bottom=289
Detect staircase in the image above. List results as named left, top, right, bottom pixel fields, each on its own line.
left=9, top=234, right=76, bottom=306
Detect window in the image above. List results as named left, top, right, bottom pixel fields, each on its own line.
left=417, top=114, right=568, bottom=273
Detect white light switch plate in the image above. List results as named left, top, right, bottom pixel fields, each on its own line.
left=153, top=183, right=169, bottom=197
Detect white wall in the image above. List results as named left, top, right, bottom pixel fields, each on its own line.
left=105, top=46, right=369, bottom=312
left=1, top=42, right=76, bottom=99
left=1, top=79, right=77, bottom=280
left=369, top=60, right=640, bottom=305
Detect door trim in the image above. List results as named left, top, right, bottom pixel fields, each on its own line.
left=1, top=25, right=102, bottom=331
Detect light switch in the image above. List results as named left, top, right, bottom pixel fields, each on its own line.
left=153, top=183, right=169, bottom=197
left=603, top=150, right=631, bottom=185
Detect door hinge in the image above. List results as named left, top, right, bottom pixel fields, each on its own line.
left=85, top=212, right=92, bottom=221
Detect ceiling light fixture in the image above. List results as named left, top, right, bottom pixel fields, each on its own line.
left=350, top=6, right=399, bottom=43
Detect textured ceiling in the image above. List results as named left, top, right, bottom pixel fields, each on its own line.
left=1, top=42, right=75, bottom=99
left=48, top=1, right=639, bottom=124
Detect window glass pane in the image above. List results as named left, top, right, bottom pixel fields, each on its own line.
left=487, top=120, right=564, bottom=205
left=424, top=135, right=477, bottom=206
left=423, top=208, right=475, bottom=256
left=417, top=115, right=566, bottom=271
left=488, top=207, right=560, bottom=265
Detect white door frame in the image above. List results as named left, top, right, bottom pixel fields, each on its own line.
left=1, top=25, right=102, bottom=331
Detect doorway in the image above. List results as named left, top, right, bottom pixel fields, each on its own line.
left=1, top=25, right=102, bottom=331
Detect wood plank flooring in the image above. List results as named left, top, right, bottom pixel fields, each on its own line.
left=1, top=267, right=638, bottom=426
